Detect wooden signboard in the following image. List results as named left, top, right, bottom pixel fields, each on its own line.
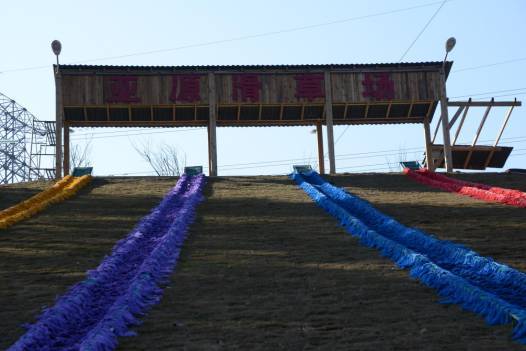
left=59, top=63, right=448, bottom=127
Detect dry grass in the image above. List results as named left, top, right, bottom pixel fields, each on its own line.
left=1, top=173, right=525, bottom=350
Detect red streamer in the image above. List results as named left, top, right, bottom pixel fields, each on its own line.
left=404, top=168, right=526, bottom=208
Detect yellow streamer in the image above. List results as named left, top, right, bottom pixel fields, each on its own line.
left=0, top=175, right=92, bottom=229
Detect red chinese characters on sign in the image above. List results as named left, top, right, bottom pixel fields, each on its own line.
left=361, top=73, right=395, bottom=100
left=170, top=75, right=202, bottom=103
left=105, top=76, right=141, bottom=103
left=232, top=74, right=261, bottom=102
left=294, top=74, right=325, bottom=101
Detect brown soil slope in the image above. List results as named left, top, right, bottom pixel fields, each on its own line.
left=1, top=174, right=525, bottom=350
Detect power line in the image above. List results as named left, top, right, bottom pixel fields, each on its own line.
left=72, top=127, right=172, bottom=136
left=453, top=57, right=526, bottom=73
left=450, top=87, right=526, bottom=99
left=398, top=0, right=448, bottom=62
left=71, top=127, right=206, bottom=141
left=218, top=139, right=526, bottom=171
left=0, top=1, right=450, bottom=74
left=334, top=125, right=351, bottom=146
left=471, top=92, right=526, bottom=101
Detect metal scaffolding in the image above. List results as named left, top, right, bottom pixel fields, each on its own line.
left=0, top=92, right=55, bottom=184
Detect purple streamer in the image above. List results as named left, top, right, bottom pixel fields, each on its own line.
left=9, top=174, right=206, bottom=351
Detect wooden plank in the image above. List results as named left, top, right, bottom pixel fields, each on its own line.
left=448, top=106, right=465, bottom=129
left=452, top=103, right=470, bottom=145
left=62, top=70, right=447, bottom=106
left=484, top=101, right=516, bottom=169
left=472, top=101, right=493, bottom=146
left=464, top=101, right=493, bottom=169
left=494, top=102, right=516, bottom=146
left=448, top=100, right=521, bottom=107
left=385, top=102, right=392, bottom=118
left=431, top=114, right=442, bottom=144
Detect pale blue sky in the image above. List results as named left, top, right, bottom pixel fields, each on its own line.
left=1, top=0, right=525, bottom=175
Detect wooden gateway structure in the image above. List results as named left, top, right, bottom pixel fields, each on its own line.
left=53, top=62, right=520, bottom=177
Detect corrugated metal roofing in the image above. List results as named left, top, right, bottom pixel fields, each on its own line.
left=57, top=61, right=453, bottom=73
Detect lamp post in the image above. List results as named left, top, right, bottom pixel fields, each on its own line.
left=439, top=37, right=455, bottom=173
left=51, top=40, right=63, bottom=179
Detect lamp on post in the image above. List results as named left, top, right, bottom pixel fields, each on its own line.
left=51, top=40, right=63, bottom=179
left=439, top=37, right=455, bottom=173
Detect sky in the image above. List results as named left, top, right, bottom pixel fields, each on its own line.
left=1, top=0, right=525, bottom=176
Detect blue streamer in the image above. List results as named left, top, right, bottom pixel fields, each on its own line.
left=291, top=171, right=526, bottom=343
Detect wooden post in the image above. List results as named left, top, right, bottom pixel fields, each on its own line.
left=316, top=122, right=325, bottom=174
left=208, top=72, right=218, bottom=176
left=324, top=71, right=336, bottom=174
left=63, top=124, right=70, bottom=176
left=54, top=68, right=63, bottom=179
left=423, top=116, right=434, bottom=171
left=439, top=65, right=453, bottom=173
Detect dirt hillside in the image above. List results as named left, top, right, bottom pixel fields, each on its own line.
left=1, top=173, right=525, bottom=350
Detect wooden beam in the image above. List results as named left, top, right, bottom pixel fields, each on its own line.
left=316, top=122, right=325, bottom=174
left=472, top=99, right=493, bottom=146
left=448, top=106, right=465, bottom=129
left=63, top=124, right=70, bottom=176
left=463, top=100, right=493, bottom=169
left=448, top=100, right=521, bottom=107
left=208, top=73, right=218, bottom=176
left=324, top=71, right=336, bottom=174
left=452, top=103, right=470, bottom=145
left=423, top=116, right=434, bottom=171
left=431, top=113, right=442, bottom=144
left=385, top=102, right=392, bottom=118
left=484, top=100, right=517, bottom=169
left=494, top=101, right=516, bottom=147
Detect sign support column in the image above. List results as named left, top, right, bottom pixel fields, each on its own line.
left=54, top=67, right=63, bottom=179
left=423, top=116, right=434, bottom=171
left=440, top=65, right=454, bottom=172
left=63, top=124, right=70, bottom=175
left=208, top=72, right=218, bottom=176
left=316, top=122, right=325, bottom=174
left=324, top=71, right=336, bottom=174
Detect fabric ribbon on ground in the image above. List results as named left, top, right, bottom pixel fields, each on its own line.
left=0, top=175, right=92, bottom=229
left=9, top=174, right=206, bottom=351
left=404, top=168, right=526, bottom=208
left=291, top=171, right=526, bottom=343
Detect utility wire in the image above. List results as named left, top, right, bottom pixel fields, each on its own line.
left=398, top=0, right=448, bottom=62
left=451, top=87, right=526, bottom=99
left=107, top=148, right=526, bottom=176
left=71, top=127, right=205, bottom=141
left=453, top=57, right=526, bottom=73
left=217, top=139, right=526, bottom=171
left=0, top=1, right=448, bottom=74
left=471, top=92, right=526, bottom=100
